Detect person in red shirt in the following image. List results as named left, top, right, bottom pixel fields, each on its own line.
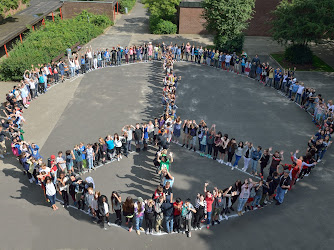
left=50, top=155, right=58, bottom=185
left=173, top=198, right=183, bottom=233
left=204, top=182, right=214, bottom=229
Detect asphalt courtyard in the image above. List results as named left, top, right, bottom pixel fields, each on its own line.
left=1, top=60, right=334, bottom=249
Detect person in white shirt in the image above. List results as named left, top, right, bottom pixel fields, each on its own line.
left=295, top=82, right=305, bottom=104
left=98, top=195, right=111, bottom=230
left=45, top=176, right=58, bottom=210
left=225, top=53, right=232, bottom=69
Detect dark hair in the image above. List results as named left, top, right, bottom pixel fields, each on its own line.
left=176, top=198, right=181, bottom=203
left=186, top=198, right=191, bottom=202
left=122, top=197, right=134, bottom=213
left=111, top=191, right=120, bottom=205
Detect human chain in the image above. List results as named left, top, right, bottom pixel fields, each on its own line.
left=0, top=42, right=332, bottom=237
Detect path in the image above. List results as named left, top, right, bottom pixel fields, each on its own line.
left=86, top=1, right=213, bottom=49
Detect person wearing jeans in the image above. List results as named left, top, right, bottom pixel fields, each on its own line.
left=232, top=142, right=244, bottom=169
left=275, top=170, right=291, bottom=205
left=242, top=142, right=255, bottom=172
left=237, top=178, right=254, bottom=216
left=251, top=146, right=262, bottom=175
left=134, top=197, right=145, bottom=235
left=251, top=180, right=263, bottom=208
left=161, top=201, right=174, bottom=234
left=204, top=183, right=214, bottom=229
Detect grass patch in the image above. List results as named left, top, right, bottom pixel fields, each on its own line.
left=271, top=53, right=334, bottom=72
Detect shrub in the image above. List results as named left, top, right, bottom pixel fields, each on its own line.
left=0, top=11, right=112, bottom=81
left=119, top=0, right=136, bottom=13
left=152, top=19, right=177, bottom=34
left=214, top=33, right=244, bottom=53
left=284, top=44, right=313, bottom=64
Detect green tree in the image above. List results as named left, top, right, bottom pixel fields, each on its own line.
left=272, top=0, right=334, bottom=64
left=0, top=0, right=29, bottom=16
left=202, top=0, right=255, bottom=52
left=272, top=0, right=334, bottom=46
left=143, top=0, right=180, bottom=22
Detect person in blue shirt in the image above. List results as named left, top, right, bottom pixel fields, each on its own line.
left=176, top=47, right=181, bottom=62
left=29, top=143, right=42, bottom=160
left=117, top=48, right=122, bottom=66
left=106, top=135, right=115, bottom=160
left=80, top=56, right=86, bottom=74
left=104, top=49, right=110, bottom=66
left=291, top=82, right=299, bottom=101
left=251, top=146, right=262, bottom=175
left=194, top=46, right=199, bottom=62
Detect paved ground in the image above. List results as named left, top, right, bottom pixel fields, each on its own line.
left=1, top=1, right=334, bottom=249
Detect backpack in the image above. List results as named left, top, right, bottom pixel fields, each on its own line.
left=181, top=205, right=188, bottom=217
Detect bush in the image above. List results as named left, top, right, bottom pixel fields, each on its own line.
left=284, top=44, right=313, bottom=64
left=149, top=15, right=177, bottom=34
left=153, top=19, right=177, bottom=34
left=119, top=0, right=136, bottom=13
left=0, top=11, right=112, bottom=81
left=214, top=33, right=244, bottom=53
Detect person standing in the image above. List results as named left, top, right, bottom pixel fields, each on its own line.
left=242, top=142, right=255, bottom=172
left=111, top=191, right=122, bottom=225
left=182, top=198, right=196, bottom=237
left=237, top=178, right=255, bottom=216
left=269, top=151, right=284, bottom=177
left=275, top=170, right=291, bottom=205
left=98, top=195, right=112, bottom=230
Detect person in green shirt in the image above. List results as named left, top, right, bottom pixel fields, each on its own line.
left=157, top=151, right=173, bottom=172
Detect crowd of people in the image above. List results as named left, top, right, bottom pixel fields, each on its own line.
left=0, top=41, right=332, bottom=237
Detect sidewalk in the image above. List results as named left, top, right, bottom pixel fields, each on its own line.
left=86, top=1, right=214, bottom=49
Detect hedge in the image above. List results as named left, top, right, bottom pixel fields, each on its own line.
left=214, top=33, right=245, bottom=53
left=0, top=11, right=112, bottom=81
left=119, top=0, right=136, bottom=13
left=150, top=16, right=177, bottom=34
left=284, top=44, right=313, bottom=64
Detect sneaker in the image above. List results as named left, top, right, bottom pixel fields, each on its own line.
left=120, top=155, right=122, bottom=159
left=219, top=215, right=223, bottom=221
left=0, top=154, right=4, bottom=159
left=305, top=173, right=309, bottom=177
left=188, top=232, right=192, bottom=238
left=29, top=178, right=33, bottom=183
left=206, top=225, right=210, bottom=229
left=198, top=226, right=202, bottom=230
left=136, top=230, right=140, bottom=235
left=146, top=229, right=149, bottom=235
left=224, top=214, right=228, bottom=220
left=140, top=227, right=144, bottom=231
left=108, top=222, right=112, bottom=226
left=129, top=227, right=132, bottom=232
left=104, top=227, right=108, bottom=230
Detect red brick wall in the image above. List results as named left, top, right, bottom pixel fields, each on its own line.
left=245, top=0, right=280, bottom=36
left=178, top=7, right=208, bottom=34
left=62, top=2, right=115, bottom=21
left=178, top=0, right=281, bottom=36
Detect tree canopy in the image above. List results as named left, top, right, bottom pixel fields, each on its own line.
left=202, top=0, right=255, bottom=51
left=143, top=0, right=180, bottom=22
left=271, top=0, right=334, bottom=45
left=202, top=0, right=255, bottom=41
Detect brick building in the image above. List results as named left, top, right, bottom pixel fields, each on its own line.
left=61, top=0, right=118, bottom=21
left=178, top=0, right=281, bottom=36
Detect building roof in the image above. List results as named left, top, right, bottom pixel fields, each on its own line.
left=179, top=0, right=203, bottom=8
